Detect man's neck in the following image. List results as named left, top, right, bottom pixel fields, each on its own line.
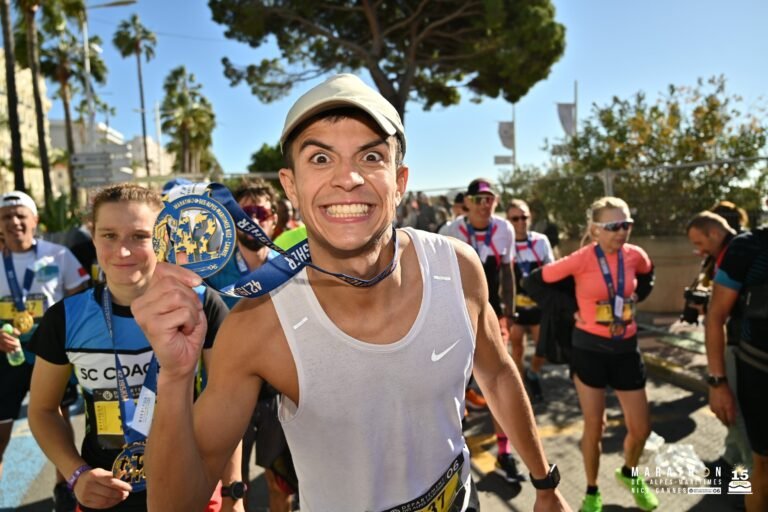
left=240, top=246, right=271, bottom=270
left=466, top=216, right=492, bottom=231
left=307, top=227, right=397, bottom=288
left=6, top=241, right=34, bottom=254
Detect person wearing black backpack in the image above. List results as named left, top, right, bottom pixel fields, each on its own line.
left=707, top=225, right=768, bottom=512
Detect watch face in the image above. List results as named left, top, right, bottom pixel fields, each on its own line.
left=223, top=481, right=246, bottom=499
left=231, top=482, right=246, bottom=499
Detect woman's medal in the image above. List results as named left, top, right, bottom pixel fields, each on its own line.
left=594, top=245, right=626, bottom=341
left=609, top=321, right=626, bottom=337
left=112, top=441, right=146, bottom=490
left=101, top=288, right=157, bottom=493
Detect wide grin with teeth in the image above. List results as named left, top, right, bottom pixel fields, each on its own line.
left=325, top=203, right=370, bottom=217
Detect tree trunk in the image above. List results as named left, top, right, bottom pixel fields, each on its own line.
left=181, top=126, right=189, bottom=173
left=135, top=45, right=151, bottom=176
left=61, top=77, right=77, bottom=207
left=1, top=0, right=25, bottom=191
left=23, top=5, right=52, bottom=206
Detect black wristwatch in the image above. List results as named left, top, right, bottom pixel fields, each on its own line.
left=221, top=481, right=247, bottom=500
left=530, top=464, right=560, bottom=490
left=706, top=374, right=728, bottom=387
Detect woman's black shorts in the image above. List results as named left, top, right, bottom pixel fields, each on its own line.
left=569, top=346, right=646, bottom=391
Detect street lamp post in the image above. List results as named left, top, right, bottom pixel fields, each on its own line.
left=81, top=0, right=137, bottom=149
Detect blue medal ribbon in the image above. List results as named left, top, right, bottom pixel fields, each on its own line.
left=515, top=236, right=543, bottom=278
left=100, top=287, right=154, bottom=492
left=2, top=246, right=37, bottom=313
left=158, top=183, right=399, bottom=298
left=594, top=244, right=625, bottom=340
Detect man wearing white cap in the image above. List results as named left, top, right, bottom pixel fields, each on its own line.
left=0, top=191, right=89, bottom=509
left=133, top=74, right=571, bottom=511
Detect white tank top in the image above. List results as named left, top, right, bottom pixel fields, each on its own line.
left=273, top=228, right=475, bottom=511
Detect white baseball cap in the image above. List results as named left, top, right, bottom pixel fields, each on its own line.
left=280, top=74, right=406, bottom=155
left=0, top=191, right=38, bottom=217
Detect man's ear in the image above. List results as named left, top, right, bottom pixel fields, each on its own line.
left=279, top=168, right=298, bottom=206
left=394, top=165, right=409, bottom=206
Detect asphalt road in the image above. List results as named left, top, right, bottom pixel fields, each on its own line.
left=1, top=363, right=747, bottom=511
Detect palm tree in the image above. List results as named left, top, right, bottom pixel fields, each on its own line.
left=13, top=0, right=53, bottom=204
left=40, top=28, right=106, bottom=206
left=160, top=66, right=215, bottom=174
left=1, top=0, right=25, bottom=190
left=113, top=14, right=156, bottom=176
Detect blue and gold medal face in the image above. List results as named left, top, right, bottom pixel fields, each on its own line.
left=153, top=194, right=236, bottom=278
left=112, top=441, right=146, bottom=492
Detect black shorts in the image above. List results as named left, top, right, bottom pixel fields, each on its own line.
left=736, top=357, right=768, bottom=456
left=0, top=357, right=33, bottom=421
left=569, top=346, right=646, bottom=391
left=515, top=307, right=542, bottom=326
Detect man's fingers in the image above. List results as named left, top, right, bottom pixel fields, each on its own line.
left=153, top=262, right=203, bottom=288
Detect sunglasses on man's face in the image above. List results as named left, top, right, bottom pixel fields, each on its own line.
left=509, top=215, right=529, bottom=222
left=242, top=205, right=275, bottom=222
left=593, top=220, right=634, bottom=232
left=468, top=195, right=494, bottom=206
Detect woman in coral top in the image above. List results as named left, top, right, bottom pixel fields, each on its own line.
left=542, top=197, right=658, bottom=512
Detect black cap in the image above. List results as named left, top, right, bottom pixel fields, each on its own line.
left=467, top=178, right=497, bottom=196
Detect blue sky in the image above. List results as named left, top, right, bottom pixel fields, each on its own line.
left=48, top=0, right=768, bottom=193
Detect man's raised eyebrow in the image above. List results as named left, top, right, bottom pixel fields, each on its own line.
left=358, top=138, right=388, bottom=152
left=299, top=139, right=333, bottom=153
left=298, top=137, right=388, bottom=154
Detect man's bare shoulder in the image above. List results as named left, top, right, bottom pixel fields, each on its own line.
left=212, top=293, right=297, bottom=398
left=214, top=295, right=284, bottom=366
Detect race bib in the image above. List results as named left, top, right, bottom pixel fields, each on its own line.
left=0, top=296, right=45, bottom=321
left=595, top=300, right=635, bottom=324
left=380, top=453, right=464, bottom=512
left=92, top=386, right=141, bottom=449
left=515, top=294, right=538, bottom=309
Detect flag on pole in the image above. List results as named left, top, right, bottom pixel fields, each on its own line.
left=557, top=103, right=576, bottom=137
left=498, top=121, right=515, bottom=150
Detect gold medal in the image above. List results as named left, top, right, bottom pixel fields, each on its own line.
left=609, top=321, right=626, bottom=337
left=13, top=310, right=34, bottom=334
left=112, top=441, right=146, bottom=492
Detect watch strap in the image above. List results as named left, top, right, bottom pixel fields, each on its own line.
left=529, top=463, right=560, bottom=489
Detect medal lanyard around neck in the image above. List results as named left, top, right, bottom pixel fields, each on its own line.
left=594, top=245, right=625, bottom=340
left=461, top=219, right=500, bottom=266
left=100, top=286, right=158, bottom=443
left=2, top=244, right=37, bottom=314
left=163, top=183, right=399, bottom=298
left=515, top=236, right=543, bottom=277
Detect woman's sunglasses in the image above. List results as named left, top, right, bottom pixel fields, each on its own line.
left=242, top=205, right=275, bottom=222
left=593, top=220, right=634, bottom=232
left=509, top=215, right=529, bottom=222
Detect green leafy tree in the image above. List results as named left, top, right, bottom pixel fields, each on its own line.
left=502, top=77, right=768, bottom=237
left=160, top=66, right=216, bottom=174
left=1, top=0, right=25, bottom=190
left=113, top=14, right=156, bottom=176
left=247, top=142, right=283, bottom=174
left=13, top=0, right=84, bottom=206
left=40, top=28, right=106, bottom=205
left=209, top=0, right=565, bottom=120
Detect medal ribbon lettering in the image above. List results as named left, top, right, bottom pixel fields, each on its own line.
left=100, top=287, right=155, bottom=492
left=2, top=245, right=37, bottom=334
left=594, top=244, right=626, bottom=340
